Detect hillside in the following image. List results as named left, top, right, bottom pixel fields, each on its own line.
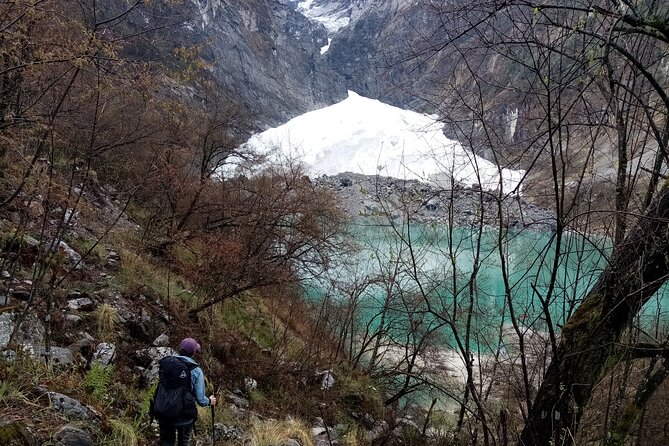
left=0, top=172, right=395, bottom=445
left=2, top=1, right=669, bottom=446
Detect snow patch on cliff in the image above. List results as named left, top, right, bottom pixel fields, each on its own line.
left=297, top=0, right=353, bottom=36
left=191, top=0, right=221, bottom=30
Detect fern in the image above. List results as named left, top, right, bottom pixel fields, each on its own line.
left=84, top=362, right=114, bottom=401
left=140, top=381, right=158, bottom=419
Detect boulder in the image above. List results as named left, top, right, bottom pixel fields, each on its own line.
left=47, top=392, right=99, bottom=420
left=68, top=337, right=93, bottom=361
left=0, top=312, right=45, bottom=349
left=66, top=297, right=95, bottom=312
left=52, top=424, right=93, bottom=446
left=63, top=314, right=82, bottom=327
left=152, top=334, right=169, bottom=347
left=57, top=241, right=82, bottom=268
left=214, top=424, right=245, bottom=442
left=225, top=392, right=250, bottom=409
left=25, top=346, right=75, bottom=367
left=316, top=370, right=336, bottom=390
left=92, top=343, right=116, bottom=366
left=136, top=346, right=176, bottom=382
left=0, top=313, right=12, bottom=348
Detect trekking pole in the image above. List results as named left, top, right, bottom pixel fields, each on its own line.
left=211, top=383, right=220, bottom=446
left=211, top=404, right=215, bottom=446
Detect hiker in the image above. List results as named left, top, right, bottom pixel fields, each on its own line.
left=151, top=337, right=217, bottom=446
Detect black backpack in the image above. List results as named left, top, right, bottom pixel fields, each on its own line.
left=149, top=356, right=199, bottom=422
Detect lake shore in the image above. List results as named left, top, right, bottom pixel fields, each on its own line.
left=314, top=173, right=557, bottom=233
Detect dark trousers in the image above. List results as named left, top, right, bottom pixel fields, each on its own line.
left=159, top=422, right=193, bottom=446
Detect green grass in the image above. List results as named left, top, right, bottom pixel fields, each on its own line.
left=247, top=418, right=314, bottom=446
left=114, top=249, right=192, bottom=300
left=218, top=297, right=278, bottom=350
left=103, top=418, right=140, bottom=446
left=64, top=234, right=107, bottom=264
left=0, top=381, right=29, bottom=406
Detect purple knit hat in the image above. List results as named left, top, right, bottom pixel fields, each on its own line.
left=179, top=338, right=201, bottom=356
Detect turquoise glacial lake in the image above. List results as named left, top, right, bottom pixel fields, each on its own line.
left=305, top=221, right=669, bottom=354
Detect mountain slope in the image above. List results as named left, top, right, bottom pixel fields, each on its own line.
left=113, top=0, right=349, bottom=127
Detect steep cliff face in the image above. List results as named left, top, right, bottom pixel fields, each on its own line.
left=193, top=0, right=349, bottom=126
left=114, top=0, right=348, bottom=127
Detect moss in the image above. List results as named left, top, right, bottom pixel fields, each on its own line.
left=608, top=405, right=639, bottom=446
left=0, top=420, right=35, bottom=445
left=561, top=292, right=603, bottom=337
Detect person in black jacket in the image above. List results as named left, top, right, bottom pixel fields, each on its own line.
left=157, top=338, right=217, bottom=446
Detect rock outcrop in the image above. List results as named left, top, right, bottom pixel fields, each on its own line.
left=111, top=0, right=348, bottom=128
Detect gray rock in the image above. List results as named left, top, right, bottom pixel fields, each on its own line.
left=152, top=334, right=170, bottom=347
left=92, top=342, right=116, bottom=366
left=24, top=346, right=75, bottom=367
left=0, top=295, right=9, bottom=306
left=67, top=297, right=95, bottom=312
left=316, top=369, right=336, bottom=390
left=106, top=250, right=120, bottom=267
left=396, top=415, right=420, bottom=431
left=214, top=423, right=245, bottom=442
left=79, top=332, right=95, bottom=342
left=137, top=347, right=176, bottom=382
left=1, top=270, right=11, bottom=279
left=225, top=391, right=250, bottom=409
left=311, top=418, right=334, bottom=439
left=52, top=424, right=93, bottom=446
left=282, top=440, right=301, bottom=446
left=58, top=241, right=82, bottom=268
left=0, top=313, right=14, bottom=349
left=47, top=392, right=98, bottom=420
left=0, top=312, right=45, bottom=349
left=68, top=337, right=93, bottom=357
left=314, top=173, right=556, bottom=232
left=63, top=314, right=82, bottom=326
left=244, top=377, right=257, bottom=392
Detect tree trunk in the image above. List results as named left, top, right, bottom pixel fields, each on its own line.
left=519, top=182, right=669, bottom=445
